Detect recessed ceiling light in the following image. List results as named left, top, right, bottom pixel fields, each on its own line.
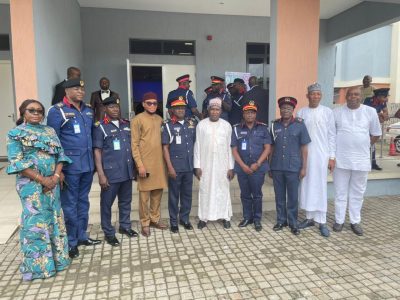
left=219, top=2, right=224, bottom=5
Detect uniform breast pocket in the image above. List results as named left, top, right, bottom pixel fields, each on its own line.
left=64, top=149, right=82, bottom=171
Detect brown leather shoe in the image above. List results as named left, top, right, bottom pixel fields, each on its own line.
left=141, top=226, right=151, bottom=237
left=150, top=221, right=168, bottom=230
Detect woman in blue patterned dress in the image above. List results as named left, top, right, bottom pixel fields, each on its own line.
left=6, top=99, right=72, bottom=281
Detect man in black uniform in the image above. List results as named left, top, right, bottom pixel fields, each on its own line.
left=202, top=76, right=232, bottom=121
left=93, top=96, right=138, bottom=246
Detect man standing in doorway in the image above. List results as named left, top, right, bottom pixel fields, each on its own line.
left=297, top=83, right=336, bottom=237
left=333, top=87, right=381, bottom=236
left=231, top=101, right=271, bottom=231
left=242, top=76, right=269, bottom=124
left=90, top=77, right=120, bottom=122
left=270, top=97, right=311, bottom=236
left=229, top=78, right=247, bottom=125
left=195, top=98, right=234, bottom=229
left=166, top=74, right=202, bottom=120
left=202, top=76, right=232, bottom=121
left=47, top=79, right=101, bottom=259
left=131, top=92, right=168, bottom=237
left=162, top=97, right=196, bottom=233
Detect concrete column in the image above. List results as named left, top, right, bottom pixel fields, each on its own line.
left=10, top=0, right=38, bottom=110
left=390, top=21, right=400, bottom=103
left=270, top=0, right=320, bottom=118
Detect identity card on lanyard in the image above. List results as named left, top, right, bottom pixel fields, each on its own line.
left=113, top=139, right=121, bottom=150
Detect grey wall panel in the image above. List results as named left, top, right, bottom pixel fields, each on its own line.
left=80, top=8, right=270, bottom=117
left=327, top=1, right=400, bottom=43
left=318, top=20, right=336, bottom=107
left=335, top=26, right=391, bottom=82
left=33, top=0, right=83, bottom=109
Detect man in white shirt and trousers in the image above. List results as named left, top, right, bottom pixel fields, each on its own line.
left=194, top=97, right=235, bottom=230
left=332, top=87, right=381, bottom=236
left=297, top=83, right=336, bottom=237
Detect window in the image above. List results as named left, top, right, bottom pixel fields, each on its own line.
left=129, top=39, right=195, bottom=56
left=246, top=43, right=270, bottom=89
left=0, top=35, right=10, bottom=51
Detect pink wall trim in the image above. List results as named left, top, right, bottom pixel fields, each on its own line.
left=275, top=0, right=320, bottom=117
left=10, top=0, right=38, bottom=112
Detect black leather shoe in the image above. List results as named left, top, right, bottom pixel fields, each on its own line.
left=223, top=220, right=231, bottom=229
left=198, top=220, right=207, bottom=229
left=170, top=225, right=179, bottom=233
left=179, top=221, right=193, bottom=230
left=77, top=238, right=102, bottom=246
left=69, top=246, right=79, bottom=259
left=119, top=228, right=139, bottom=238
left=105, top=235, right=120, bottom=247
left=298, top=219, right=315, bottom=229
left=290, top=227, right=300, bottom=235
left=238, top=219, right=253, bottom=227
left=254, top=221, right=262, bottom=232
left=372, top=163, right=382, bottom=171
left=273, top=223, right=288, bottom=231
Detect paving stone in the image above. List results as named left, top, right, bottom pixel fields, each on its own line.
left=0, top=196, right=399, bottom=299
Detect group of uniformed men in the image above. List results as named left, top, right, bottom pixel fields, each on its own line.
left=46, top=72, right=381, bottom=259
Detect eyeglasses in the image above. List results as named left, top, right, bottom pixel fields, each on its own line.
left=144, top=101, right=158, bottom=106
left=26, top=109, right=44, bottom=115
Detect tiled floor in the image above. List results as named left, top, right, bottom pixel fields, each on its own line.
left=0, top=196, right=399, bottom=299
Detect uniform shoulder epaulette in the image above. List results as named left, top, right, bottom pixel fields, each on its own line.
left=163, top=119, right=171, bottom=124
left=55, top=102, right=64, bottom=108
left=232, top=123, right=240, bottom=127
left=121, top=118, right=130, bottom=124
left=295, top=117, right=303, bottom=123
left=85, top=103, right=92, bottom=108
left=272, top=118, right=280, bottom=123
left=94, top=121, right=101, bottom=127
left=256, top=121, right=268, bottom=126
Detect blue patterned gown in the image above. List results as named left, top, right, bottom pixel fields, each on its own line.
left=6, top=123, right=72, bottom=281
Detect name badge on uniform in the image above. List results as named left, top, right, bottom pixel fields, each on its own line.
left=176, top=135, right=182, bottom=144
left=113, top=139, right=121, bottom=150
left=73, top=123, right=81, bottom=134
left=241, top=140, right=247, bottom=150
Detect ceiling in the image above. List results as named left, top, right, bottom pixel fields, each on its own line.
left=1, top=0, right=398, bottom=19
left=77, top=0, right=363, bottom=19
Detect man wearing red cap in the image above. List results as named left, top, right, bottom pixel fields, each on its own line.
left=131, top=92, right=168, bottom=237
left=162, top=97, right=196, bottom=233
left=270, top=97, right=311, bottom=235
left=167, top=74, right=202, bottom=120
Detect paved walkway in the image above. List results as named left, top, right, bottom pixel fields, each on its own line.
left=0, top=196, right=400, bottom=300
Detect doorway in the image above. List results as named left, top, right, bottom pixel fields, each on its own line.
left=127, top=62, right=197, bottom=119
left=131, top=66, right=163, bottom=117
left=0, top=60, right=15, bottom=158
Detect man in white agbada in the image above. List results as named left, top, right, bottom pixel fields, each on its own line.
left=194, top=97, right=235, bottom=229
left=333, top=87, right=381, bottom=236
left=296, top=83, right=336, bottom=237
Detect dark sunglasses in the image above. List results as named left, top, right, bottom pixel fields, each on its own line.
left=26, top=108, right=44, bottom=115
left=144, top=101, right=158, bottom=106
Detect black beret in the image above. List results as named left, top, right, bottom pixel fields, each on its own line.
left=373, top=88, right=390, bottom=97
left=233, top=78, right=245, bottom=84
left=63, top=78, right=84, bottom=88
left=103, top=96, right=120, bottom=106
